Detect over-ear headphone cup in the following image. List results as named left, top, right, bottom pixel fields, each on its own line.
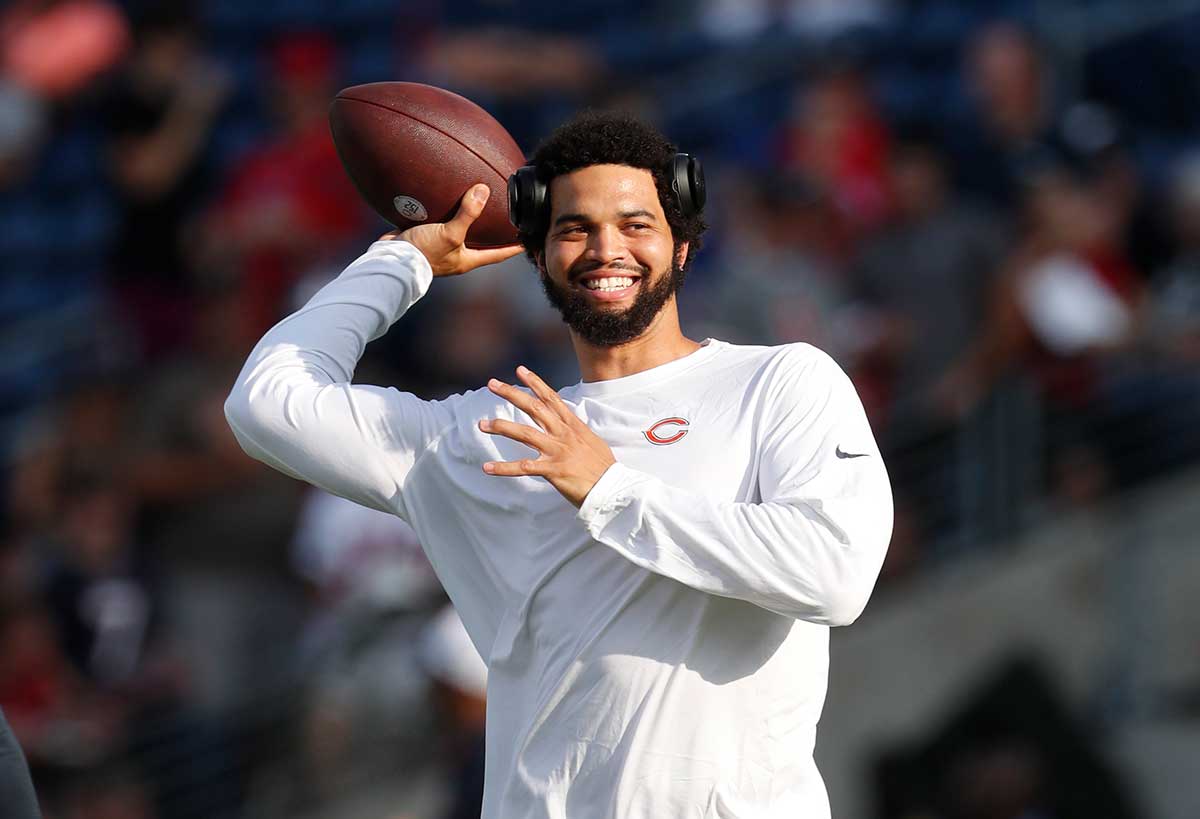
left=507, top=172, right=522, bottom=230
left=671, top=153, right=705, bottom=217
left=507, top=166, right=546, bottom=234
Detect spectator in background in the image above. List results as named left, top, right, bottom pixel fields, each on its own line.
left=203, top=33, right=367, bottom=335
left=1075, top=150, right=1200, bottom=488
left=0, top=600, right=124, bottom=779
left=1006, top=148, right=1142, bottom=386
left=39, top=465, right=240, bottom=819
left=775, top=59, right=892, bottom=236
left=943, top=122, right=1153, bottom=500
left=101, top=3, right=230, bottom=360
left=949, top=21, right=1057, bottom=208
left=0, top=0, right=129, bottom=103
left=126, top=283, right=267, bottom=547
left=42, top=467, right=165, bottom=693
left=937, top=105, right=1145, bottom=412
left=853, top=128, right=1007, bottom=434
left=120, top=282, right=301, bottom=732
left=850, top=129, right=1006, bottom=553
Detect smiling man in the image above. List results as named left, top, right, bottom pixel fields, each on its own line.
left=225, top=112, right=893, bottom=818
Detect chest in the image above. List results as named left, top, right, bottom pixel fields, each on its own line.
left=411, top=371, right=768, bottom=584
left=518, top=390, right=764, bottom=507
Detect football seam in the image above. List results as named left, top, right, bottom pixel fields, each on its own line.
left=335, top=94, right=516, bottom=188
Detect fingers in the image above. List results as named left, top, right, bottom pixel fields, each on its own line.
left=514, top=366, right=574, bottom=424
left=443, top=184, right=491, bottom=245
left=479, top=418, right=555, bottom=453
left=478, top=408, right=555, bottom=479
left=483, top=458, right=549, bottom=477
left=488, top=378, right=558, bottom=430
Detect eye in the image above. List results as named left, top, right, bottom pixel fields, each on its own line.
left=625, top=223, right=651, bottom=232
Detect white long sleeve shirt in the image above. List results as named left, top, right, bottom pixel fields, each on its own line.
left=225, top=240, right=893, bottom=819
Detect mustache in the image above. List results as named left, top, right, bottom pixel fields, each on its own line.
left=568, top=259, right=649, bottom=282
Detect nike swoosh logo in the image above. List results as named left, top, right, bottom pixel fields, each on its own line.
left=835, top=446, right=868, bottom=459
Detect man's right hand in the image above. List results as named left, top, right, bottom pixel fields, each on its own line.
left=382, top=184, right=523, bottom=277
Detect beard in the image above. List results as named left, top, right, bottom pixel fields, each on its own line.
left=538, top=253, right=687, bottom=348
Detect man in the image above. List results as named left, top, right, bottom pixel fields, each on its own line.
left=226, top=112, right=893, bottom=817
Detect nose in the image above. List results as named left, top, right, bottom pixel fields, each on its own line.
left=583, top=224, right=626, bottom=265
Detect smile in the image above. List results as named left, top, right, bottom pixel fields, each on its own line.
left=574, top=272, right=641, bottom=301
left=582, top=275, right=636, bottom=291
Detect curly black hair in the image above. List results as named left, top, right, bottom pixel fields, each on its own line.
left=518, top=111, right=707, bottom=271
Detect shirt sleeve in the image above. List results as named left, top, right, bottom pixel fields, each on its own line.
left=576, top=347, right=894, bottom=626
left=224, top=240, right=459, bottom=518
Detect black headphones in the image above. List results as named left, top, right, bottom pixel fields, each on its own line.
left=507, top=153, right=706, bottom=235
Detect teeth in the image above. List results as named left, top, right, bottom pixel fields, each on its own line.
left=583, top=276, right=634, bottom=291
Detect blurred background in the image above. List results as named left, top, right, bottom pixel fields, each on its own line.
left=2, top=0, right=1199, bottom=817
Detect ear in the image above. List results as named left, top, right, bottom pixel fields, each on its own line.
left=674, top=242, right=689, bottom=269
left=534, top=250, right=546, bottom=274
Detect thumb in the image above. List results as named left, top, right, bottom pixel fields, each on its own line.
left=443, top=184, right=491, bottom=244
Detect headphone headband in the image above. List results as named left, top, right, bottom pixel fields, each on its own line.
left=508, top=154, right=705, bottom=236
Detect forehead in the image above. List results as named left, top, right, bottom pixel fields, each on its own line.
left=548, top=164, right=663, bottom=217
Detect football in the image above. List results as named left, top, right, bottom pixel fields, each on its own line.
left=329, top=82, right=526, bottom=248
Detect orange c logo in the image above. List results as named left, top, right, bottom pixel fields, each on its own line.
left=644, top=417, right=690, bottom=446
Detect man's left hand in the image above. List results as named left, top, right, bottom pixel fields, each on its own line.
left=480, top=366, right=615, bottom=507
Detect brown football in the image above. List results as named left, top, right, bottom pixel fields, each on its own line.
left=329, top=82, right=525, bottom=248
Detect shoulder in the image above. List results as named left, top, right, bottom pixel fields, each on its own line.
left=691, top=339, right=851, bottom=400
left=739, top=343, right=859, bottom=427
left=719, top=340, right=847, bottom=384
left=694, top=339, right=851, bottom=416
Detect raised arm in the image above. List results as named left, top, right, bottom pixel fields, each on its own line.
left=225, top=184, right=522, bottom=515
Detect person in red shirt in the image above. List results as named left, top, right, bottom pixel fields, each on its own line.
left=205, top=34, right=368, bottom=333
left=775, top=61, right=892, bottom=241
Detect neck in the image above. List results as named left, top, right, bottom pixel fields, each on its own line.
left=572, top=302, right=701, bottom=383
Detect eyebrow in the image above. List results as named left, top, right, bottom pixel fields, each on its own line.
left=619, top=209, right=658, bottom=221
left=552, top=209, right=659, bottom=227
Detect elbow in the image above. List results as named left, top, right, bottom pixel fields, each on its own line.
left=223, top=380, right=271, bottom=456
left=779, top=574, right=875, bottom=627
left=223, top=383, right=251, bottom=435
left=825, top=501, right=893, bottom=626
left=822, top=584, right=872, bottom=627
left=816, top=534, right=890, bottom=627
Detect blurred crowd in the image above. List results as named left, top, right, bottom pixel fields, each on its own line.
left=1, top=0, right=1199, bottom=817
